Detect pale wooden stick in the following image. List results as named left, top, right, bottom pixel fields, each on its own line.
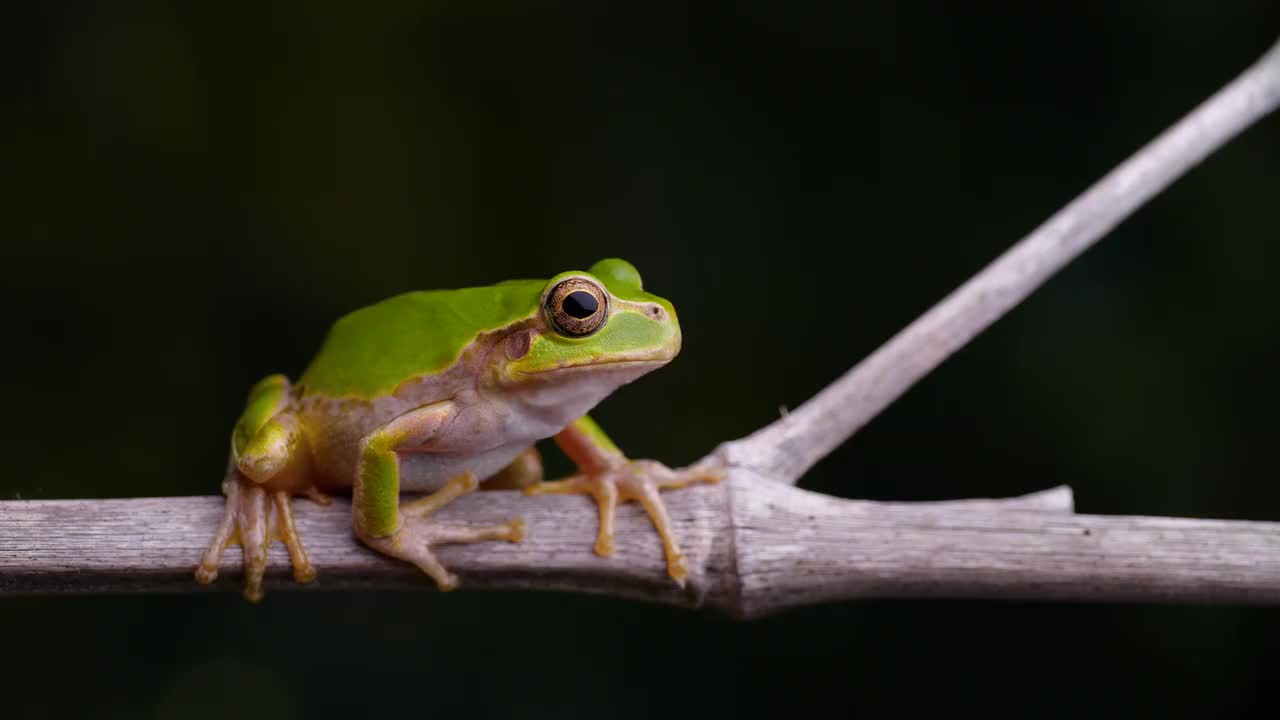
left=4, top=480, right=1279, bottom=618
left=719, top=37, right=1280, bottom=485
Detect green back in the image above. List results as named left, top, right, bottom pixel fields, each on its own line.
left=298, top=278, right=545, bottom=399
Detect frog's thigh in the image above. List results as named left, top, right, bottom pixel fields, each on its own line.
left=236, top=413, right=305, bottom=484
left=481, top=446, right=544, bottom=490
left=233, top=374, right=307, bottom=485
left=352, top=401, right=456, bottom=537
left=236, top=374, right=291, bottom=446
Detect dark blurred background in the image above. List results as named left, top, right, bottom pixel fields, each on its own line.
left=3, top=2, right=1279, bottom=717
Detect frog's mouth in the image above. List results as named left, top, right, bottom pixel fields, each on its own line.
left=518, top=356, right=672, bottom=376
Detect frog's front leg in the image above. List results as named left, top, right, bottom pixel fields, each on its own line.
left=352, top=402, right=526, bottom=591
left=523, top=416, right=724, bottom=586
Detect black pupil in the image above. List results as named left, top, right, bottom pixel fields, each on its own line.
left=562, top=290, right=599, bottom=319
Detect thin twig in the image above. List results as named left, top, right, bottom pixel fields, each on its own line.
left=718, top=37, right=1280, bottom=485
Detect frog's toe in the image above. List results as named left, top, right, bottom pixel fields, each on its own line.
left=526, top=458, right=722, bottom=586
left=356, top=472, right=526, bottom=591
left=362, top=515, right=527, bottom=591
left=506, top=517, right=528, bottom=543
left=649, top=459, right=726, bottom=490
left=271, top=489, right=317, bottom=583
left=362, top=523, right=460, bottom=591
left=195, top=477, right=239, bottom=585
left=238, top=483, right=271, bottom=603
left=305, top=486, right=334, bottom=506
left=195, top=471, right=319, bottom=602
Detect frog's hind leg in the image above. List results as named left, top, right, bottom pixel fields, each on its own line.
left=195, top=449, right=318, bottom=602
left=196, top=465, right=271, bottom=601
left=195, top=374, right=321, bottom=602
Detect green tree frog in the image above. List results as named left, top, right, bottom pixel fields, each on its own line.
left=195, top=258, right=723, bottom=601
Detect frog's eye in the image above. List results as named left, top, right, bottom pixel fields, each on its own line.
left=545, top=277, right=609, bottom=337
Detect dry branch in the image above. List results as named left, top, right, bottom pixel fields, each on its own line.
left=5, top=479, right=1280, bottom=617
left=2, top=38, right=1279, bottom=612
left=2, top=483, right=1068, bottom=608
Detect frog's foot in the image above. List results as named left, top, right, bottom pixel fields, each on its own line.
left=194, top=472, right=321, bottom=603
left=524, top=460, right=725, bottom=586
left=357, top=472, right=526, bottom=591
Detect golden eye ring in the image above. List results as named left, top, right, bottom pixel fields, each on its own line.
left=545, top=277, right=608, bottom=337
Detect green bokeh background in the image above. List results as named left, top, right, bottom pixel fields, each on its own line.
left=3, top=2, right=1279, bottom=717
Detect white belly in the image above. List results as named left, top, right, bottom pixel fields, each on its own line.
left=397, top=441, right=534, bottom=492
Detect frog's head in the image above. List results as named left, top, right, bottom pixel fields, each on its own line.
left=492, top=258, right=681, bottom=404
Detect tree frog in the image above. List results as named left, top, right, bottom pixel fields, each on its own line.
left=195, top=258, right=723, bottom=602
